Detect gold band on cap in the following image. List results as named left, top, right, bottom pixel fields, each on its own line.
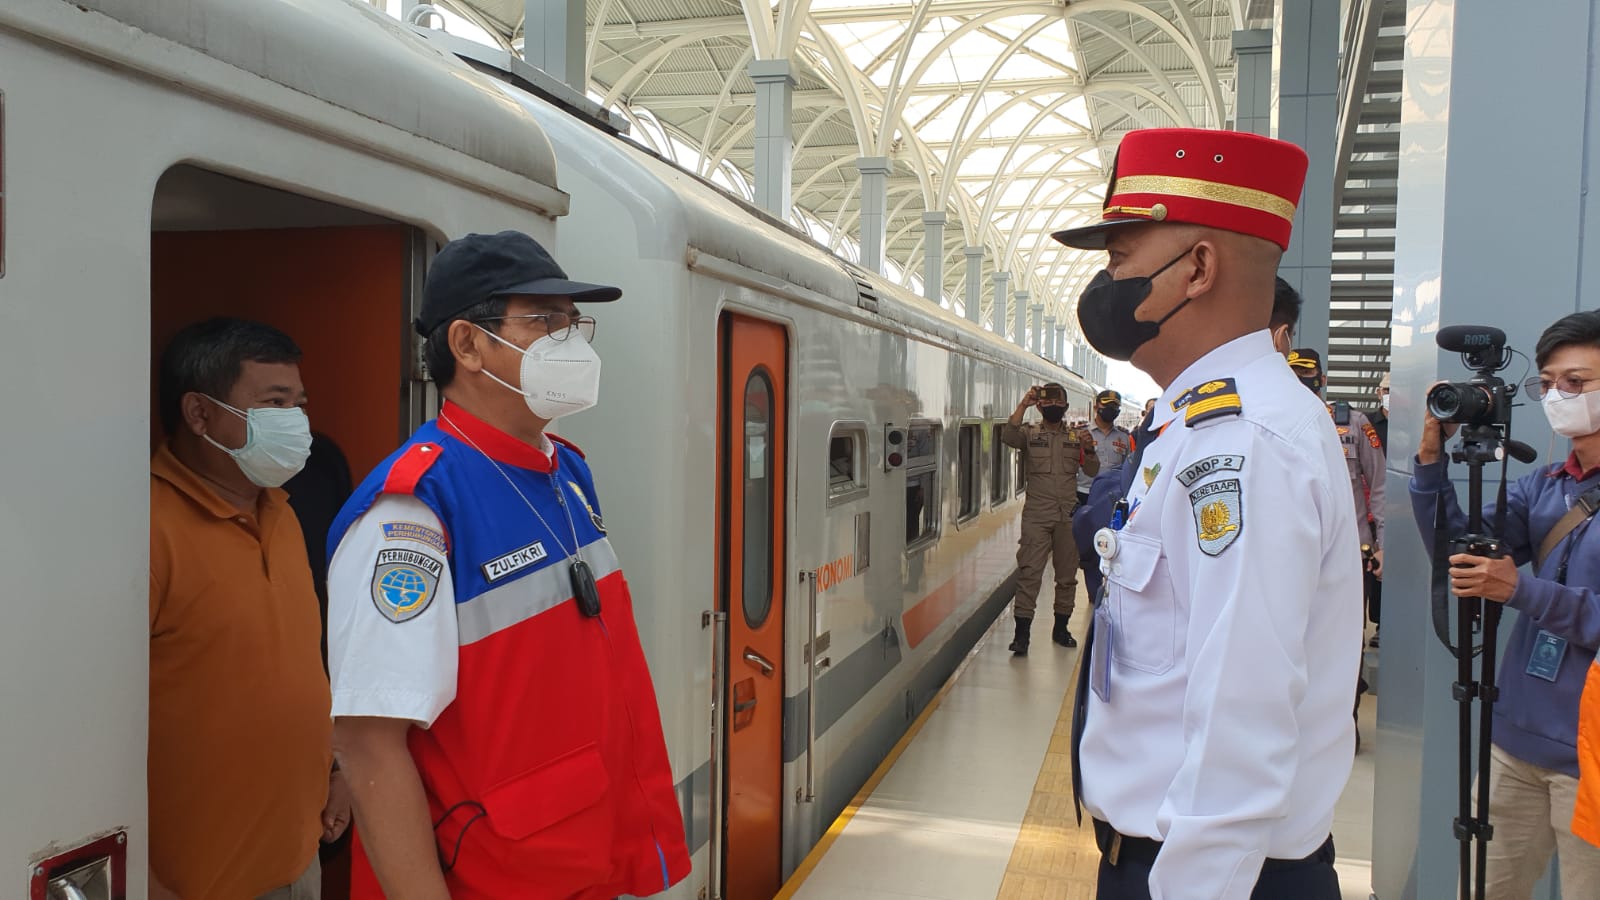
left=1110, top=175, right=1297, bottom=223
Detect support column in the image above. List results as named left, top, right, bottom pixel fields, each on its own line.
left=992, top=271, right=1012, bottom=337
left=1042, top=317, right=1057, bottom=361
left=1232, top=29, right=1273, bottom=136
left=1013, top=290, right=1030, bottom=346
left=963, top=246, right=984, bottom=325
left=1273, top=1, right=1337, bottom=362
left=523, top=0, right=586, bottom=89
left=1030, top=304, right=1044, bottom=355
left=1056, top=328, right=1067, bottom=367
left=855, top=157, right=892, bottom=275
left=749, top=60, right=795, bottom=218
left=1372, top=2, right=1600, bottom=899
left=922, top=212, right=947, bottom=303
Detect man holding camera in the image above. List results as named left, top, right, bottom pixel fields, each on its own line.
left=1003, top=383, right=1099, bottom=655
left=1411, top=310, right=1600, bottom=897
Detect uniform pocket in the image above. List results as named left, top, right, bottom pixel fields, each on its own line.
left=480, top=743, right=610, bottom=839
left=1107, top=532, right=1176, bottom=675
left=1028, top=443, right=1054, bottom=474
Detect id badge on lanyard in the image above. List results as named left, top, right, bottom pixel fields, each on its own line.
left=1090, top=499, right=1131, bottom=703
left=1527, top=630, right=1568, bottom=683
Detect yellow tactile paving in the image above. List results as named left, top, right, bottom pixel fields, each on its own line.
left=995, top=654, right=1101, bottom=900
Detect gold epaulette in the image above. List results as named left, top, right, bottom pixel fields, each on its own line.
left=1172, top=378, right=1243, bottom=427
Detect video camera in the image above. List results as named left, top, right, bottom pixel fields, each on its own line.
left=1425, top=325, right=1516, bottom=427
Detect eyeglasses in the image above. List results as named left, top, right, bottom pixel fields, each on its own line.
left=1523, top=374, right=1600, bottom=401
left=478, top=313, right=597, bottom=343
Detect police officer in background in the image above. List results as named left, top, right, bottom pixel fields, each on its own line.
left=1079, top=390, right=1133, bottom=507
left=1002, top=383, right=1099, bottom=655
left=1057, top=127, right=1359, bottom=900
left=1288, top=349, right=1386, bottom=620
left=1370, top=371, right=1390, bottom=453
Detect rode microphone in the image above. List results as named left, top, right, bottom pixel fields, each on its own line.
left=1436, top=325, right=1507, bottom=354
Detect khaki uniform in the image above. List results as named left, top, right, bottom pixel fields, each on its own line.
left=1330, top=403, right=1386, bottom=548
left=1002, top=421, right=1099, bottom=618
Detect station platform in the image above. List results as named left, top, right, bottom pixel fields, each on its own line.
left=777, top=606, right=1379, bottom=900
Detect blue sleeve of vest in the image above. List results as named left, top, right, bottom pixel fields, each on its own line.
left=1074, top=463, right=1128, bottom=552
left=559, top=446, right=604, bottom=516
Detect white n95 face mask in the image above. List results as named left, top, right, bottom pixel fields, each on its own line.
left=203, top=398, right=313, bottom=487
left=478, top=327, right=602, bottom=420
left=1544, top=388, right=1600, bottom=439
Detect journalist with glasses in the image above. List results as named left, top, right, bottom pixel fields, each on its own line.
left=1411, top=310, right=1600, bottom=899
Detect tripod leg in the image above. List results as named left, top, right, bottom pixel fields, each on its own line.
left=1457, top=596, right=1477, bottom=899
left=1475, top=604, right=1502, bottom=900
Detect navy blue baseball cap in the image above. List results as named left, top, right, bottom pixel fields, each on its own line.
left=416, top=230, right=621, bottom=336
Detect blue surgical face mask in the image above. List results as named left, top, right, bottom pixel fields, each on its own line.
left=202, top=397, right=313, bottom=487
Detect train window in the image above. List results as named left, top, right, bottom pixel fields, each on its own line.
left=1015, top=444, right=1028, bottom=496
left=957, top=424, right=979, bottom=521
left=827, top=424, right=868, bottom=504
left=855, top=511, right=871, bottom=574
left=905, top=470, right=938, bottom=548
left=742, top=372, right=774, bottom=629
left=990, top=424, right=1009, bottom=505
left=905, top=421, right=940, bottom=551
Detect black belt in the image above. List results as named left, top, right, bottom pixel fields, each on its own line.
left=1092, top=819, right=1335, bottom=871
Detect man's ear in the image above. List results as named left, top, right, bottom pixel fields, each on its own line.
left=1186, top=238, right=1222, bottom=299
left=181, top=392, right=212, bottom=437
left=449, top=320, right=488, bottom=375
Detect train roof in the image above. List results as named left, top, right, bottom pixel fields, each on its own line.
left=483, top=68, right=1090, bottom=390
left=49, top=0, right=563, bottom=211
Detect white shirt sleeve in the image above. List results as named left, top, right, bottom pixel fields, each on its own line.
left=1149, top=425, right=1355, bottom=899
left=327, top=494, right=458, bottom=727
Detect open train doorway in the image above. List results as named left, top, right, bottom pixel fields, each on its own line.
left=716, top=313, right=790, bottom=899
left=149, top=164, right=431, bottom=900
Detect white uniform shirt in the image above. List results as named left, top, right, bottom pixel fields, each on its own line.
left=1081, top=331, right=1362, bottom=899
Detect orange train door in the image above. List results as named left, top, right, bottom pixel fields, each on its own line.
left=717, top=313, right=788, bottom=899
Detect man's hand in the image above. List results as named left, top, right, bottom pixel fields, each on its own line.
left=323, top=769, right=353, bottom=843
left=1372, top=548, right=1384, bottom=580
left=1417, top=382, right=1463, bottom=465
left=1022, top=386, right=1039, bottom=408
left=1448, top=553, right=1518, bottom=602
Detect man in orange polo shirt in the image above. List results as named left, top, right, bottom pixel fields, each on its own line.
left=150, top=318, right=349, bottom=898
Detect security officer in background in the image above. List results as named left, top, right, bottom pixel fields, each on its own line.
left=1288, top=349, right=1386, bottom=626
left=1370, top=371, right=1390, bottom=453
left=1002, top=383, right=1099, bottom=655
left=1057, top=127, right=1359, bottom=900
left=1079, top=390, right=1134, bottom=507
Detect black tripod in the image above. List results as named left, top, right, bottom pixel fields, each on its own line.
left=1435, top=423, right=1534, bottom=900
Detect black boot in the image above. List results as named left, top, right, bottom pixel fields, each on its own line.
left=1009, top=617, right=1032, bottom=656
left=1052, top=614, right=1077, bottom=648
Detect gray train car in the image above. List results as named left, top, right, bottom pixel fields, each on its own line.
left=0, top=1, right=1092, bottom=897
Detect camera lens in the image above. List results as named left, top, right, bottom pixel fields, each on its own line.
left=1427, top=382, right=1491, bottom=424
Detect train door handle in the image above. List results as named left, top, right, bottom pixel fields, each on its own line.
left=733, top=697, right=757, bottom=713
left=743, top=648, right=776, bottom=677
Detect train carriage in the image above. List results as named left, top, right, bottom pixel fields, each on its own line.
left=0, top=1, right=1094, bottom=897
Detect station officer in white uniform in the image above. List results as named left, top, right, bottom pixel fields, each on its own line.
left=1057, top=128, right=1363, bottom=900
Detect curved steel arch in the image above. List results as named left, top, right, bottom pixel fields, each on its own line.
left=1065, top=0, right=1224, bottom=124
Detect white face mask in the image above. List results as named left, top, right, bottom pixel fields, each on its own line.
left=202, top=397, right=313, bottom=487
left=1544, top=389, right=1600, bottom=439
left=1380, top=393, right=1391, bottom=414
left=478, top=327, right=602, bottom=420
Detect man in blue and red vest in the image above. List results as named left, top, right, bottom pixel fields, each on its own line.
left=326, top=230, right=690, bottom=899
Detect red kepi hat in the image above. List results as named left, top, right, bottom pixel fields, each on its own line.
left=1052, top=128, right=1310, bottom=252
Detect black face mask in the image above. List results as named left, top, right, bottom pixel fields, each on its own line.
left=1041, top=406, right=1067, bottom=423
left=1298, top=375, right=1324, bottom=395
left=1098, top=405, right=1121, bottom=423
left=1076, top=247, right=1196, bottom=362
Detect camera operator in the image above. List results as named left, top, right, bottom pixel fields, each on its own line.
left=1411, top=310, right=1600, bottom=898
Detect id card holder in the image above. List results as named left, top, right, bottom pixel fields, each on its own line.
left=1092, top=601, right=1114, bottom=702
left=1526, top=630, right=1568, bottom=682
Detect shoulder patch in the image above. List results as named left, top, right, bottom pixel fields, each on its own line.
left=1173, top=378, right=1242, bottom=427
left=1176, top=454, right=1245, bottom=488
left=381, top=521, right=448, bottom=553
left=371, top=548, right=443, bottom=623
left=1190, top=478, right=1244, bottom=556
left=382, top=443, right=444, bottom=495
left=1362, top=422, right=1382, bottom=449
left=550, top=434, right=586, bottom=459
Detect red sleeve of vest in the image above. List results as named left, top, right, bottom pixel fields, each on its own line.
left=550, top=434, right=586, bottom=459
left=382, top=443, right=443, bottom=495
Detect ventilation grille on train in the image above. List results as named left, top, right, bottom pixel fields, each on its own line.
left=852, top=276, right=880, bottom=313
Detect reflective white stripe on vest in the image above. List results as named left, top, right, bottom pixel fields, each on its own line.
left=456, top=538, right=621, bottom=645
